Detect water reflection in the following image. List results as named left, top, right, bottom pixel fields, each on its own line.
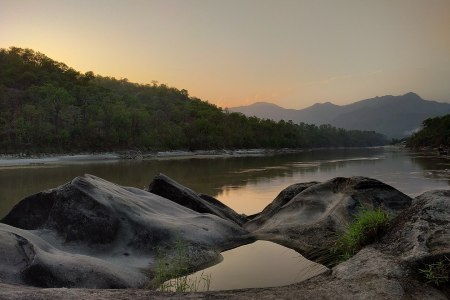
left=183, top=241, right=328, bottom=291
left=1, top=148, right=450, bottom=218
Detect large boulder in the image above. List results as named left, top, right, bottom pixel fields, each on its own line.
left=322, top=189, right=450, bottom=298
left=0, top=224, right=146, bottom=288
left=379, top=189, right=450, bottom=265
left=245, top=182, right=318, bottom=226
left=245, top=177, right=413, bottom=265
left=147, top=173, right=248, bottom=225
left=1, top=174, right=254, bottom=288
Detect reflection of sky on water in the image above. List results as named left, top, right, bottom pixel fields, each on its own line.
left=181, top=241, right=327, bottom=291
left=1, top=148, right=450, bottom=218
left=215, top=149, right=450, bottom=214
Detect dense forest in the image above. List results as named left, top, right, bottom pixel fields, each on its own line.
left=406, top=115, right=450, bottom=148
left=0, top=47, right=387, bottom=153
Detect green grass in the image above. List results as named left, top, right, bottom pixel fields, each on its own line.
left=149, top=239, right=212, bottom=292
left=419, top=256, right=450, bottom=286
left=332, top=207, right=390, bottom=262
left=158, top=271, right=212, bottom=292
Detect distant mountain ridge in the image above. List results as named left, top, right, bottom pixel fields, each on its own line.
left=229, top=93, right=450, bottom=138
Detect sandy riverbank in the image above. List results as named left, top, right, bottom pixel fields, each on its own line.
left=0, top=148, right=312, bottom=167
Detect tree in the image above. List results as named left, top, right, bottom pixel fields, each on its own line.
left=0, top=47, right=388, bottom=153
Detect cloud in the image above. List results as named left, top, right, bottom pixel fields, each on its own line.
left=403, top=127, right=421, bottom=136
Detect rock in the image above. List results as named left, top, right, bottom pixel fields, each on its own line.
left=245, top=177, right=412, bottom=265
left=147, top=173, right=248, bottom=225
left=0, top=260, right=446, bottom=300
left=315, top=188, right=450, bottom=299
left=318, top=188, right=450, bottom=299
left=1, top=174, right=253, bottom=288
left=1, top=175, right=448, bottom=298
left=379, top=189, right=450, bottom=265
left=119, top=150, right=143, bottom=160
left=245, top=181, right=318, bottom=229
left=0, top=224, right=146, bottom=288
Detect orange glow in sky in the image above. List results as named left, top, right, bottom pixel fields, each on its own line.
left=1, top=0, right=450, bottom=109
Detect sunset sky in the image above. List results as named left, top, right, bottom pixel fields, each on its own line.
left=1, top=0, right=450, bottom=109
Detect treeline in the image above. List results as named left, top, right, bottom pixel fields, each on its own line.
left=0, top=47, right=387, bottom=153
left=406, top=115, right=450, bottom=148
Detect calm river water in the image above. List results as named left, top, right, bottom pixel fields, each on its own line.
left=2, top=147, right=449, bottom=218
left=1, top=147, right=449, bottom=290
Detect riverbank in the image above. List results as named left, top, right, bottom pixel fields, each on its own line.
left=0, top=270, right=441, bottom=300
left=0, top=150, right=266, bottom=167
left=0, top=147, right=385, bottom=167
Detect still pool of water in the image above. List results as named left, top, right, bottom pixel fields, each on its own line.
left=1, top=147, right=449, bottom=290
left=180, top=240, right=328, bottom=291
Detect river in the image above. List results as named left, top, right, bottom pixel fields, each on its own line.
left=1, top=147, right=449, bottom=218
left=1, top=147, right=449, bottom=290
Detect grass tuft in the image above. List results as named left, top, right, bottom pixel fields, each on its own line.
left=332, top=207, right=390, bottom=262
left=158, top=271, right=212, bottom=292
left=419, top=256, right=450, bottom=286
left=149, top=239, right=212, bottom=292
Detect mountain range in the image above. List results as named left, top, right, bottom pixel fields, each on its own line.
left=229, top=92, right=450, bottom=138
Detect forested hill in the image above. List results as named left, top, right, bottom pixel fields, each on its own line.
left=406, top=115, right=450, bottom=148
left=0, top=47, right=387, bottom=153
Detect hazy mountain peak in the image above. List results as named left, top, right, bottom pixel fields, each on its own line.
left=403, top=92, right=421, bottom=98
left=251, top=101, right=284, bottom=108
left=374, top=92, right=423, bottom=102
left=229, top=102, right=285, bottom=110
left=311, top=101, right=339, bottom=108
left=400, top=92, right=425, bottom=103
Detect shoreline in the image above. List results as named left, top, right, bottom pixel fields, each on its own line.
left=0, top=147, right=386, bottom=167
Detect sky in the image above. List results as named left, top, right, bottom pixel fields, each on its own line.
left=1, top=0, right=450, bottom=109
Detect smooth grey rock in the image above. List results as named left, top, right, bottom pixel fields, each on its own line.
left=245, top=177, right=412, bottom=265
left=148, top=173, right=247, bottom=225
left=0, top=223, right=147, bottom=288
left=1, top=174, right=253, bottom=288
left=244, top=182, right=318, bottom=230
left=332, top=246, right=406, bottom=280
